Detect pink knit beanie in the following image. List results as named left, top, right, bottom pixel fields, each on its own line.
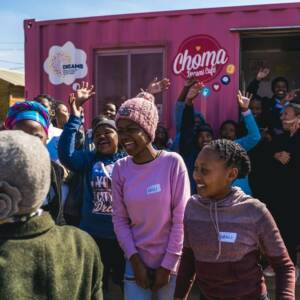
left=116, top=92, right=159, bottom=142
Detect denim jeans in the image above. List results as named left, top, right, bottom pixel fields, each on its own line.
left=124, top=261, right=176, bottom=300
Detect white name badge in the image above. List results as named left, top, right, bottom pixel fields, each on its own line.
left=219, top=232, right=237, bottom=243
left=146, top=184, right=161, bottom=195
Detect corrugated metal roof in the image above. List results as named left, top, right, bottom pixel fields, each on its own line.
left=0, top=69, right=24, bottom=86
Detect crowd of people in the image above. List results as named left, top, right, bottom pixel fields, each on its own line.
left=0, top=68, right=299, bottom=300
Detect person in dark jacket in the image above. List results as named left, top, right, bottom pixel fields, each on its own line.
left=266, top=100, right=300, bottom=265
left=247, top=67, right=298, bottom=135
left=0, top=130, right=103, bottom=300
left=4, top=101, right=65, bottom=224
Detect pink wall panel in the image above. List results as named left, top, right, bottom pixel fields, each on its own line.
left=24, top=3, right=300, bottom=134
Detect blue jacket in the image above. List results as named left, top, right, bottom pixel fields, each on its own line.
left=233, top=111, right=261, bottom=195
left=180, top=106, right=260, bottom=195
left=58, top=115, right=126, bottom=239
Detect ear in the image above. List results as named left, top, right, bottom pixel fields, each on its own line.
left=227, top=167, right=239, bottom=182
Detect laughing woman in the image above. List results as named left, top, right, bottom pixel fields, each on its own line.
left=112, top=91, right=190, bottom=300
left=58, top=82, right=126, bottom=299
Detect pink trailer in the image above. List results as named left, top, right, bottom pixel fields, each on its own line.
left=24, top=3, right=300, bottom=135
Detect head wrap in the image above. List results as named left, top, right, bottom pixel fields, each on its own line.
left=4, top=101, right=50, bottom=134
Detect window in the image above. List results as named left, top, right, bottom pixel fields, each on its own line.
left=95, top=48, right=165, bottom=119
left=240, top=30, right=300, bottom=96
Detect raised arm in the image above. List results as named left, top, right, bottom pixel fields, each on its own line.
left=235, top=90, right=261, bottom=151
left=58, top=82, right=95, bottom=172
left=246, top=67, right=270, bottom=98
left=179, top=82, right=204, bottom=156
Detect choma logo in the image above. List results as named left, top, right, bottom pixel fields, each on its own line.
left=44, top=41, right=88, bottom=85
left=172, top=35, right=229, bottom=83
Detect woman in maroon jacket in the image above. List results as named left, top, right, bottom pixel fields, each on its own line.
left=174, top=139, right=295, bottom=300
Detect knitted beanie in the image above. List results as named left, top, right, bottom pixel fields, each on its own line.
left=0, top=131, right=51, bottom=220
left=115, top=92, right=159, bottom=142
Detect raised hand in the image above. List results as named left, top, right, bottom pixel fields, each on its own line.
left=186, top=81, right=204, bottom=105
left=237, top=90, right=252, bottom=112
left=284, top=89, right=300, bottom=102
left=146, top=77, right=170, bottom=95
left=75, top=81, right=95, bottom=107
left=256, top=68, right=270, bottom=81
left=68, top=93, right=83, bottom=118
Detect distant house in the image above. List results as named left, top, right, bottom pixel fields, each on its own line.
left=0, top=69, right=24, bottom=121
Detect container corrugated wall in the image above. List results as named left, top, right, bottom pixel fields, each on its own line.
left=24, top=3, right=300, bottom=133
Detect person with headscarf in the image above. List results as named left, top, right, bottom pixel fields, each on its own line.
left=4, top=101, right=65, bottom=224
left=0, top=131, right=103, bottom=300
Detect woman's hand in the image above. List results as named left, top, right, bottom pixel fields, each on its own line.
left=186, top=81, right=204, bottom=105
left=237, top=90, right=252, bottom=112
left=130, top=254, right=151, bottom=289
left=274, top=151, right=291, bottom=165
left=75, top=81, right=95, bottom=107
left=146, top=77, right=170, bottom=95
left=256, top=67, right=270, bottom=81
left=152, top=267, right=171, bottom=291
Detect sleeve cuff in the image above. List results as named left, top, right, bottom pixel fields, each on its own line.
left=161, top=252, right=181, bottom=272
left=241, top=109, right=251, bottom=117
left=125, top=245, right=138, bottom=260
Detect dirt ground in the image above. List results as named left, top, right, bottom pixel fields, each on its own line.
left=109, top=276, right=300, bottom=299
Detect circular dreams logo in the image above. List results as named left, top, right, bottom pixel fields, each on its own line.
left=172, top=35, right=229, bottom=83
left=44, top=41, right=88, bottom=85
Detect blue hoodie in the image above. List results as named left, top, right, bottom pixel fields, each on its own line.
left=58, top=115, right=126, bottom=239
left=180, top=106, right=261, bottom=195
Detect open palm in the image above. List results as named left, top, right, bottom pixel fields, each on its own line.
left=75, top=81, right=95, bottom=106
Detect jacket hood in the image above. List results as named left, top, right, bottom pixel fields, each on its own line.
left=194, top=187, right=251, bottom=209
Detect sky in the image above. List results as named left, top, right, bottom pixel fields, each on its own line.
left=0, top=0, right=297, bottom=71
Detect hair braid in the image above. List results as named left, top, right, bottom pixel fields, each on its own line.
left=207, top=139, right=251, bottom=179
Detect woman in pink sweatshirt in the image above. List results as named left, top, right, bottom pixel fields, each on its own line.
left=112, top=91, right=190, bottom=300
left=174, top=139, right=295, bottom=300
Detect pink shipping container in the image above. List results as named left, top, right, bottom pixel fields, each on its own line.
left=24, top=2, right=300, bottom=135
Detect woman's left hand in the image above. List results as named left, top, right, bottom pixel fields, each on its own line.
left=152, top=267, right=171, bottom=291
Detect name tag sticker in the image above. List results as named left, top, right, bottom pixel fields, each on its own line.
left=219, top=232, right=237, bottom=243
left=146, top=184, right=161, bottom=195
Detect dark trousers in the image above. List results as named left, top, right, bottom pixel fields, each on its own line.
left=93, top=237, right=125, bottom=291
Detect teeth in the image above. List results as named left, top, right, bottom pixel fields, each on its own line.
left=197, top=184, right=205, bottom=188
left=124, top=142, right=134, bottom=146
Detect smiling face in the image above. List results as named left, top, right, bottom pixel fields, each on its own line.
left=193, top=147, right=238, bottom=200
left=117, top=119, right=150, bottom=157
left=104, top=103, right=117, bottom=120
left=273, top=81, right=288, bottom=100
left=12, top=120, right=48, bottom=145
left=281, top=106, right=300, bottom=132
left=93, top=124, right=118, bottom=155
left=197, top=131, right=213, bottom=149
